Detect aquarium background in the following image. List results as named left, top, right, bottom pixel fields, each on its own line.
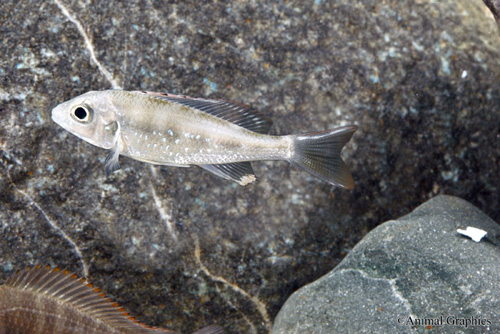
left=1, top=0, right=499, bottom=333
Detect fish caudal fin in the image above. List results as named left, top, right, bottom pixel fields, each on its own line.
left=290, top=125, right=357, bottom=189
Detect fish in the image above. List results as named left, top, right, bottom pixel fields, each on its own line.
left=0, top=265, right=223, bottom=334
left=51, top=90, right=357, bottom=188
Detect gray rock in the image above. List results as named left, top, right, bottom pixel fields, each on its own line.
left=1, top=0, right=499, bottom=333
left=273, top=195, right=500, bottom=334
left=484, top=0, right=500, bottom=22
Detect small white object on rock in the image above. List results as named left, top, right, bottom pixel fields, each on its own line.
left=457, top=226, right=487, bottom=242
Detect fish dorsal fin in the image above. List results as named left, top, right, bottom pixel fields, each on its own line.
left=5, top=265, right=179, bottom=333
left=191, top=325, right=225, bottom=334
left=200, top=162, right=256, bottom=186
left=142, top=91, right=273, bottom=134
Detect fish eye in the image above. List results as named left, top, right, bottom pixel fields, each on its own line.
left=72, top=105, right=93, bottom=123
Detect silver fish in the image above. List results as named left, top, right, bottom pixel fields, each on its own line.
left=51, top=90, right=357, bottom=188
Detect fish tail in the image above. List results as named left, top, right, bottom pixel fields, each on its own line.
left=290, top=125, right=357, bottom=189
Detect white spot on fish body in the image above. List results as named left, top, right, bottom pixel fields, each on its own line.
left=168, top=129, right=174, bottom=136
left=184, top=147, right=189, bottom=152
left=153, top=144, right=157, bottom=149
left=175, top=139, right=180, bottom=144
left=165, top=145, right=169, bottom=151
left=196, top=135, right=201, bottom=140
left=162, top=137, right=166, bottom=142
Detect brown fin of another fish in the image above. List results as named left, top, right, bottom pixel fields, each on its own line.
left=5, top=265, right=180, bottom=333
left=290, top=125, right=357, bottom=189
left=142, top=91, right=273, bottom=134
left=190, top=325, right=225, bottom=334
left=199, top=162, right=256, bottom=186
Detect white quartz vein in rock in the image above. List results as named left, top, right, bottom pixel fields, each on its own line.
left=149, top=166, right=177, bottom=240
left=339, top=268, right=415, bottom=317
left=53, top=0, right=122, bottom=89
left=194, top=237, right=271, bottom=331
left=2, top=160, right=88, bottom=278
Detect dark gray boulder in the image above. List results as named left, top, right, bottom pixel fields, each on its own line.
left=273, top=195, right=500, bottom=334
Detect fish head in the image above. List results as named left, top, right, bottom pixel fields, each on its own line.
left=51, top=91, right=119, bottom=149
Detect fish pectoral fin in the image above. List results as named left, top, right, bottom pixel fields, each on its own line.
left=200, top=162, right=256, bottom=186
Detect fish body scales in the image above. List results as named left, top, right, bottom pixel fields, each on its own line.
left=111, top=91, right=291, bottom=165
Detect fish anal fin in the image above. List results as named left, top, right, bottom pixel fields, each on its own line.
left=200, top=162, right=256, bottom=186
left=141, top=91, right=273, bottom=134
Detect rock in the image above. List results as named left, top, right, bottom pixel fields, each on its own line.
left=1, top=0, right=499, bottom=333
left=273, top=195, right=500, bottom=334
left=483, top=0, right=500, bottom=22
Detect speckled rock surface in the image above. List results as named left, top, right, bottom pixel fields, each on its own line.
left=484, top=0, right=500, bottom=22
left=1, top=0, right=499, bottom=333
left=273, top=195, right=500, bottom=334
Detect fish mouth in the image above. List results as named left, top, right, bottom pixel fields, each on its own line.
left=51, top=104, right=66, bottom=127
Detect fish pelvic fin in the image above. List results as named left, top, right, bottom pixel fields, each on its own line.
left=104, top=124, right=123, bottom=176
left=105, top=146, right=121, bottom=176
left=290, top=125, right=357, bottom=189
